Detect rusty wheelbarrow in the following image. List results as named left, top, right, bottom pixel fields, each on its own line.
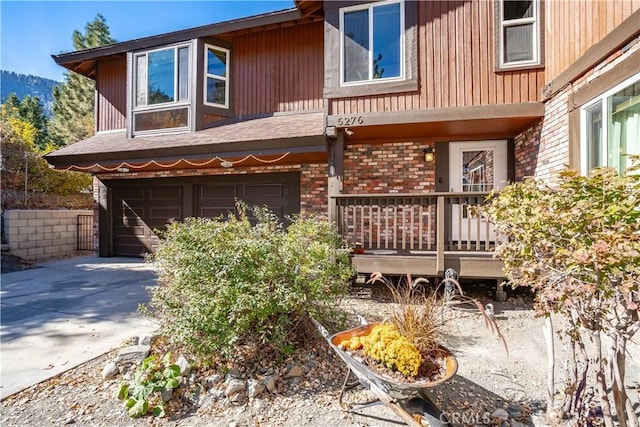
left=313, top=318, right=458, bottom=427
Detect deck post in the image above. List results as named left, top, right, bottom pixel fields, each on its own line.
left=327, top=130, right=344, bottom=224
left=436, top=195, right=445, bottom=275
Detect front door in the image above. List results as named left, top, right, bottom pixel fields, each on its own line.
left=449, top=140, right=508, bottom=244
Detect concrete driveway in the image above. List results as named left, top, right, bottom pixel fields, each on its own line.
left=0, top=256, right=159, bottom=400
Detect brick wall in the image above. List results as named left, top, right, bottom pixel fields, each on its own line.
left=515, top=37, right=640, bottom=181
left=4, top=210, right=93, bottom=261
left=344, top=141, right=435, bottom=193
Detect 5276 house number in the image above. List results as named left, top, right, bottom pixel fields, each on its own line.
left=336, top=116, right=364, bottom=126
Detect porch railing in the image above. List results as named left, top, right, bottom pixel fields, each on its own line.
left=331, top=192, right=495, bottom=273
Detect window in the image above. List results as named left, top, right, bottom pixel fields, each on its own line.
left=498, top=0, right=540, bottom=68
left=581, top=73, right=640, bottom=174
left=340, top=0, right=404, bottom=85
left=204, top=44, right=230, bottom=108
left=132, top=44, right=191, bottom=133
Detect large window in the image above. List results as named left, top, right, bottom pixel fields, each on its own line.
left=204, top=44, right=230, bottom=109
left=132, top=44, right=191, bottom=133
left=497, top=0, right=540, bottom=68
left=581, top=73, right=640, bottom=174
left=340, top=0, right=404, bottom=85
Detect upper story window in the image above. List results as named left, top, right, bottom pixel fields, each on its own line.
left=132, top=43, right=191, bottom=134
left=581, top=73, right=640, bottom=174
left=497, top=0, right=541, bottom=69
left=204, top=44, right=230, bottom=109
left=340, top=0, right=404, bottom=85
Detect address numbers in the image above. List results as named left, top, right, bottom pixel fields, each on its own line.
left=336, top=116, right=364, bottom=126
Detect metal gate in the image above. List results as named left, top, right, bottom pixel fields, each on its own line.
left=77, top=214, right=94, bottom=251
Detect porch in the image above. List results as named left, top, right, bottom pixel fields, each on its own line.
left=331, top=192, right=505, bottom=279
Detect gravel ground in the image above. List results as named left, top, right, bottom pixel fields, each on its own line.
left=1, top=279, right=638, bottom=426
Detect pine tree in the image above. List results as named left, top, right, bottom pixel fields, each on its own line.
left=50, top=14, right=115, bottom=146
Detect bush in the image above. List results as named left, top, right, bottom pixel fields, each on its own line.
left=145, top=204, right=354, bottom=362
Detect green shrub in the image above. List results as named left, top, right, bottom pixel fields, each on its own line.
left=116, top=353, right=180, bottom=418
left=145, top=204, right=354, bottom=361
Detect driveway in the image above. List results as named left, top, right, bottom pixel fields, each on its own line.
left=0, top=256, right=159, bottom=400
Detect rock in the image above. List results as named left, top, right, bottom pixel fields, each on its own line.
left=491, top=408, right=510, bottom=420
left=226, top=368, right=243, bottom=379
left=115, top=345, right=150, bottom=364
left=206, top=374, right=223, bottom=387
left=176, top=355, right=191, bottom=375
left=252, top=398, right=268, bottom=410
left=228, top=391, right=246, bottom=404
left=161, top=388, right=173, bottom=402
left=136, top=334, right=153, bottom=346
left=247, top=379, right=265, bottom=398
left=285, top=364, right=303, bottom=378
left=225, top=379, right=246, bottom=398
left=263, top=374, right=278, bottom=393
left=510, top=421, right=527, bottom=427
left=101, top=361, right=118, bottom=379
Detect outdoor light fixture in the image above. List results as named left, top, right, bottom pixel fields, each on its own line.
left=220, top=160, right=233, bottom=168
left=423, top=147, right=435, bottom=163
left=117, top=167, right=129, bottom=173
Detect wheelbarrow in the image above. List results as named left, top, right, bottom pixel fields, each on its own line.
left=313, top=318, right=458, bottom=427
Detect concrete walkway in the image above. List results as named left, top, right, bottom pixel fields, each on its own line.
left=0, top=256, right=159, bottom=400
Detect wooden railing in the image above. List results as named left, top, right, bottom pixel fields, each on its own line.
left=332, top=192, right=495, bottom=274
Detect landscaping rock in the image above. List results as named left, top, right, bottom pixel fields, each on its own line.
left=114, top=345, right=150, bottom=364
left=247, top=379, right=265, bottom=398
left=262, top=374, right=278, bottom=393
left=491, top=408, right=510, bottom=420
left=100, top=361, right=118, bottom=379
left=224, top=379, right=246, bottom=398
left=137, top=334, right=153, bottom=346
left=284, top=364, right=303, bottom=378
left=176, top=355, right=191, bottom=375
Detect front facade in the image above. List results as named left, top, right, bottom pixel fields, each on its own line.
left=46, top=1, right=640, bottom=279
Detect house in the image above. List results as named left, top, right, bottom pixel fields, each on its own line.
left=46, top=1, right=640, bottom=284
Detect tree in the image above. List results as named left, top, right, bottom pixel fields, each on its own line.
left=0, top=104, right=91, bottom=209
left=483, top=166, right=640, bottom=427
left=50, top=14, right=115, bottom=145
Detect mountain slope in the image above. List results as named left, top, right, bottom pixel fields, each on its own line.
left=1, top=70, right=60, bottom=115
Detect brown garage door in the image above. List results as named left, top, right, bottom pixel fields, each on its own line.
left=111, top=173, right=299, bottom=257
left=113, top=185, right=183, bottom=257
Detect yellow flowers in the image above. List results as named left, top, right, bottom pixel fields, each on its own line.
left=339, top=323, right=422, bottom=377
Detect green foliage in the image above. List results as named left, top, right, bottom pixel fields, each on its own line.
left=50, top=14, right=115, bottom=145
left=116, top=353, right=180, bottom=418
left=0, top=105, right=92, bottom=209
left=145, top=204, right=354, bottom=361
left=482, top=164, right=640, bottom=424
left=484, top=166, right=640, bottom=325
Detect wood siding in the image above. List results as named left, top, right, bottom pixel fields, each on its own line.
left=96, top=56, right=127, bottom=132
left=545, top=0, right=640, bottom=82
left=329, top=0, right=545, bottom=116
left=219, top=21, right=324, bottom=116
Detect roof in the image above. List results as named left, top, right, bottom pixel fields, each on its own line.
left=52, top=8, right=317, bottom=78
left=45, top=112, right=327, bottom=173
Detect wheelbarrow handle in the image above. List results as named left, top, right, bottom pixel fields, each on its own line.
left=311, top=317, right=330, bottom=340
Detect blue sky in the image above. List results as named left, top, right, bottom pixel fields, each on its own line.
left=1, top=0, right=295, bottom=82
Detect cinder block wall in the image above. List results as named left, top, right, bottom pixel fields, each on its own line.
left=4, top=210, right=93, bottom=261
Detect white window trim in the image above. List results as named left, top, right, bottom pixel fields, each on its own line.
left=204, top=44, right=230, bottom=109
left=132, top=43, right=192, bottom=112
left=580, top=72, right=640, bottom=174
left=339, top=0, right=405, bottom=87
left=498, top=0, right=540, bottom=68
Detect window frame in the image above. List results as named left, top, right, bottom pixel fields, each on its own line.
left=339, top=0, right=405, bottom=87
left=130, top=42, right=192, bottom=135
left=580, top=72, right=640, bottom=174
left=496, top=0, right=542, bottom=70
left=203, top=44, right=230, bottom=109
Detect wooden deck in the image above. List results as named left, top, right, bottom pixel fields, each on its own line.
left=331, top=192, right=506, bottom=279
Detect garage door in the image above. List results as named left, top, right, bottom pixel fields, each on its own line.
left=113, top=185, right=183, bottom=257
left=111, top=173, right=300, bottom=257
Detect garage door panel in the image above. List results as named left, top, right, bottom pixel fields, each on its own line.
left=115, top=225, right=146, bottom=236
left=150, top=186, right=181, bottom=199
left=201, top=207, right=235, bottom=218
left=201, top=185, right=236, bottom=199
left=244, top=184, right=284, bottom=198
left=114, top=187, right=146, bottom=199
left=150, top=207, right=182, bottom=219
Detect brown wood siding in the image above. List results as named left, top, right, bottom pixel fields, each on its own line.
left=545, top=0, right=640, bottom=82
left=96, top=56, right=127, bottom=132
left=329, top=1, right=544, bottom=116
left=218, top=21, right=324, bottom=116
